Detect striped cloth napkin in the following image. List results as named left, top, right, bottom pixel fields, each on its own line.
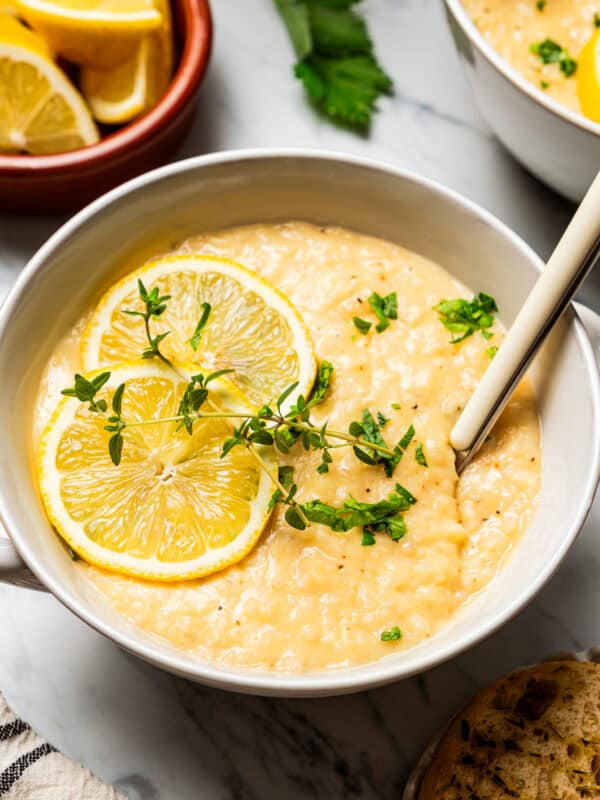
left=0, top=695, right=125, bottom=799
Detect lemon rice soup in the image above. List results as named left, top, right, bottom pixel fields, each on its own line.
left=34, top=222, right=541, bottom=673
left=461, top=0, right=600, bottom=121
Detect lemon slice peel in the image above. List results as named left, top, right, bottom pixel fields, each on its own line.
left=38, top=361, right=277, bottom=582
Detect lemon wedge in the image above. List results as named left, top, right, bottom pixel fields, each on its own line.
left=15, top=0, right=162, bottom=68
left=80, top=0, right=172, bottom=124
left=81, top=255, right=317, bottom=409
left=39, top=362, right=277, bottom=581
left=578, top=29, right=600, bottom=123
left=0, top=14, right=98, bottom=153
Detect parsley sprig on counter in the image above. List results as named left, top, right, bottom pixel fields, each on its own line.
left=63, top=282, right=422, bottom=542
left=530, top=38, right=577, bottom=77
left=274, top=0, right=393, bottom=129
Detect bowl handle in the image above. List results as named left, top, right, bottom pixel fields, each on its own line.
left=0, top=530, right=47, bottom=592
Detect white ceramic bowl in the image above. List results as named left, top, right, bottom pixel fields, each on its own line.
left=0, top=150, right=599, bottom=697
left=444, top=0, right=600, bottom=202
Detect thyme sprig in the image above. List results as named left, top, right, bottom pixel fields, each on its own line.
left=62, top=282, right=421, bottom=541
left=123, top=279, right=173, bottom=363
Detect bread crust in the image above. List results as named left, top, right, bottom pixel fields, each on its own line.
left=419, top=661, right=600, bottom=800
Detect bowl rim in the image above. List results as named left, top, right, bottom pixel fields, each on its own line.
left=2, top=148, right=600, bottom=696
left=0, top=0, right=212, bottom=176
left=444, top=0, right=600, bottom=139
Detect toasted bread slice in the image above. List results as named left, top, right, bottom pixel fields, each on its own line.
left=420, top=660, right=600, bottom=800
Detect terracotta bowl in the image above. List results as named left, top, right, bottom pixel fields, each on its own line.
left=0, top=0, right=212, bottom=214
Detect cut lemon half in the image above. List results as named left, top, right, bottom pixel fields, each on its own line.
left=38, top=362, right=277, bottom=581
left=81, top=255, right=317, bottom=409
left=15, top=0, right=162, bottom=68
left=80, top=0, right=173, bottom=124
left=578, top=29, right=600, bottom=123
left=0, top=19, right=98, bottom=154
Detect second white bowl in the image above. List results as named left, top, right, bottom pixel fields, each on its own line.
left=444, top=0, right=600, bottom=202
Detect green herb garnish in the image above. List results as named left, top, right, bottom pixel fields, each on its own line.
left=297, top=483, right=416, bottom=543
left=352, top=291, right=397, bottom=334
left=595, top=12, right=600, bottom=27
left=347, top=409, right=421, bottom=478
left=540, top=79, right=549, bottom=89
left=381, top=626, right=402, bottom=641
left=63, top=283, right=420, bottom=541
left=433, top=292, right=498, bottom=344
left=398, top=424, right=415, bottom=450
left=530, top=38, right=577, bottom=77
left=415, top=442, right=428, bottom=467
left=486, top=345, right=498, bottom=359
left=536, top=0, right=546, bottom=10
left=352, top=316, right=372, bottom=334
left=66, top=546, right=80, bottom=562
left=122, top=279, right=172, bottom=361
left=190, top=302, right=211, bottom=350
left=391, top=402, right=401, bottom=410
left=369, top=291, right=397, bottom=333
left=274, top=0, right=393, bottom=130
left=61, top=371, right=111, bottom=414
left=308, top=360, right=335, bottom=409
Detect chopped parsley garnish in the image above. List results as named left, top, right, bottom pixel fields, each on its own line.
left=352, top=291, right=398, bottom=334
left=540, top=79, right=549, bottom=89
left=415, top=442, right=428, bottom=467
left=296, top=483, right=416, bottom=544
left=486, top=345, right=498, bottom=359
left=308, top=360, right=335, bottom=409
left=369, top=290, right=397, bottom=332
left=274, top=0, right=393, bottom=129
left=536, top=0, right=546, bottom=10
left=433, top=292, right=498, bottom=344
left=530, top=38, right=577, bottom=77
left=352, top=316, right=372, bottom=334
left=595, top=12, right=600, bottom=27
left=376, top=410, right=389, bottom=427
left=381, top=626, right=402, bottom=641
left=391, top=402, right=401, bottom=410
left=398, top=424, right=415, bottom=450
left=348, top=408, right=420, bottom=477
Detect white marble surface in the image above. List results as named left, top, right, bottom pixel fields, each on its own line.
left=1, top=1, right=600, bottom=797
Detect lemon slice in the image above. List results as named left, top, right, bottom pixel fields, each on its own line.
left=15, top=0, right=162, bottom=68
left=39, top=362, right=277, bottom=581
left=80, top=0, right=173, bottom=124
left=578, top=29, right=600, bottom=123
left=81, top=255, right=317, bottom=409
left=0, top=17, right=98, bottom=154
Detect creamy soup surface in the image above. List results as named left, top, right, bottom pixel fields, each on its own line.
left=35, top=223, right=541, bottom=673
left=462, top=0, right=598, bottom=114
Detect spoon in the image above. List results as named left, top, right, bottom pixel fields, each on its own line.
left=452, top=172, right=600, bottom=473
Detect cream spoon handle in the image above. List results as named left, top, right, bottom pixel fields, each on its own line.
left=451, top=172, right=600, bottom=470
